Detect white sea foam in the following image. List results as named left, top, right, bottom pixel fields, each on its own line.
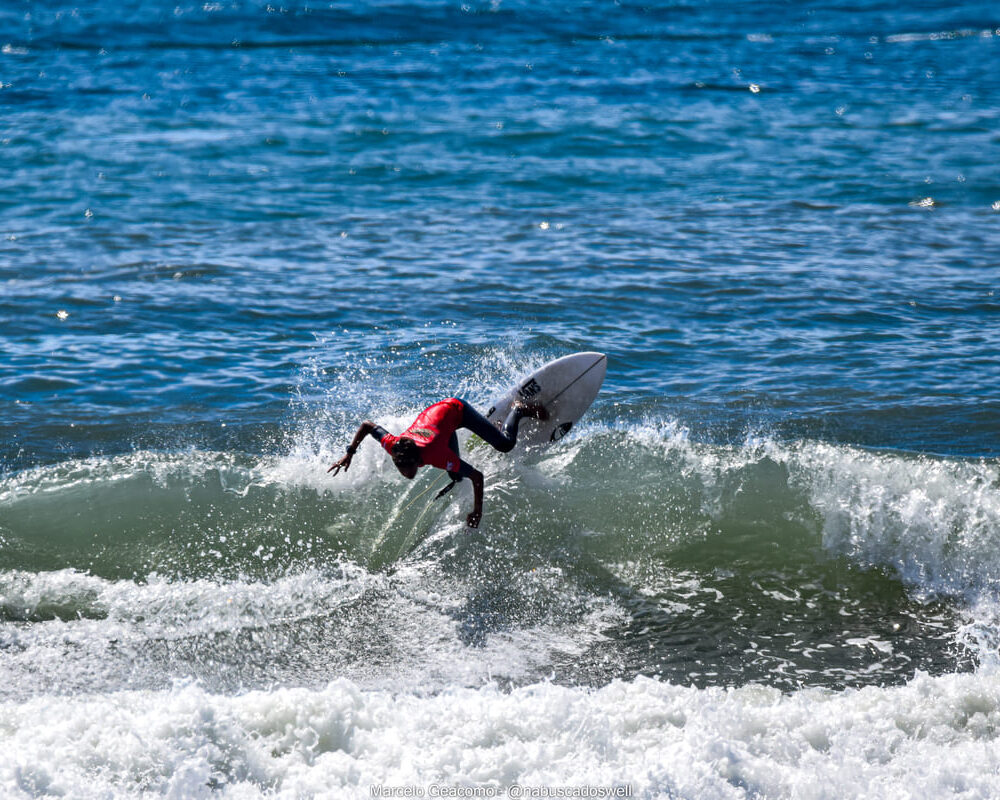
left=0, top=561, right=624, bottom=700
left=3, top=671, right=1000, bottom=799
left=0, top=565, right=371, bottom=630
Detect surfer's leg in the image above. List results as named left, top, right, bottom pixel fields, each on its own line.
left=457, top=399, right=538, bottom=453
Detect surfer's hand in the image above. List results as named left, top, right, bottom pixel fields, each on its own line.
left=327, top=453, right=352, bottom=475
left=466, top=509, right=482, bottom=529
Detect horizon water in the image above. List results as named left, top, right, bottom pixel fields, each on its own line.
left=3, top=1, right=1000, bottom=798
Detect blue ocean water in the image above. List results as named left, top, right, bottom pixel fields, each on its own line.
left=3, top=2, right=1000, bottom=797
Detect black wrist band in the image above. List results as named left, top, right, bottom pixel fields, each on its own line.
left=346, top=445, right=357, bottom=455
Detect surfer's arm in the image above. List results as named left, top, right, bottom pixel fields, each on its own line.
left=327, top=420, right=381, bottom=475
left=465, top=466, right=484, bottom=529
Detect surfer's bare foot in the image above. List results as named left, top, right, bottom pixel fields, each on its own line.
left=514, top=401, right=549, bottom=421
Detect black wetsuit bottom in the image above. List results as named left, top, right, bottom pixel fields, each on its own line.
left=456, top=399, right=524, bottom=453
left=442, top=399, right=528, bottom=481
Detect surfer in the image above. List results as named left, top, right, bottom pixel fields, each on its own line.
left=328, top=398, right=547, bottom=528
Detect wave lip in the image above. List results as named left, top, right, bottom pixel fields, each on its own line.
left=786, top=440, right=1000, bottom=599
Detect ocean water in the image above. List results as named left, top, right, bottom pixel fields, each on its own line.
left=3, top=1, right=1000, bottom=797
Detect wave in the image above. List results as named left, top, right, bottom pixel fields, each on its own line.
left=2, top=423, right=998, bottom=696
left=3, top=423, right=999, bottom=598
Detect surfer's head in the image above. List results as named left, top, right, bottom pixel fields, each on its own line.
left=390, top=437, right=421, bottom=479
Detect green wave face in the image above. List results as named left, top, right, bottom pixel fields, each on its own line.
left=1, top=429, right=995, bottom=696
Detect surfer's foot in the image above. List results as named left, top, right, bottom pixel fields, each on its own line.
left=514, top=401, right=549, bottom=421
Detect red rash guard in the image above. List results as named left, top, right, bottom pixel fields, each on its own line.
left=380, top=398, right=464, bottom=473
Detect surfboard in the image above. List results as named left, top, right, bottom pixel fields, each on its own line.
left=485, top=352, right=607, bottom=448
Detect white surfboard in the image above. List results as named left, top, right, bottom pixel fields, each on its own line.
left=484, top=352, right=607, bottom=448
